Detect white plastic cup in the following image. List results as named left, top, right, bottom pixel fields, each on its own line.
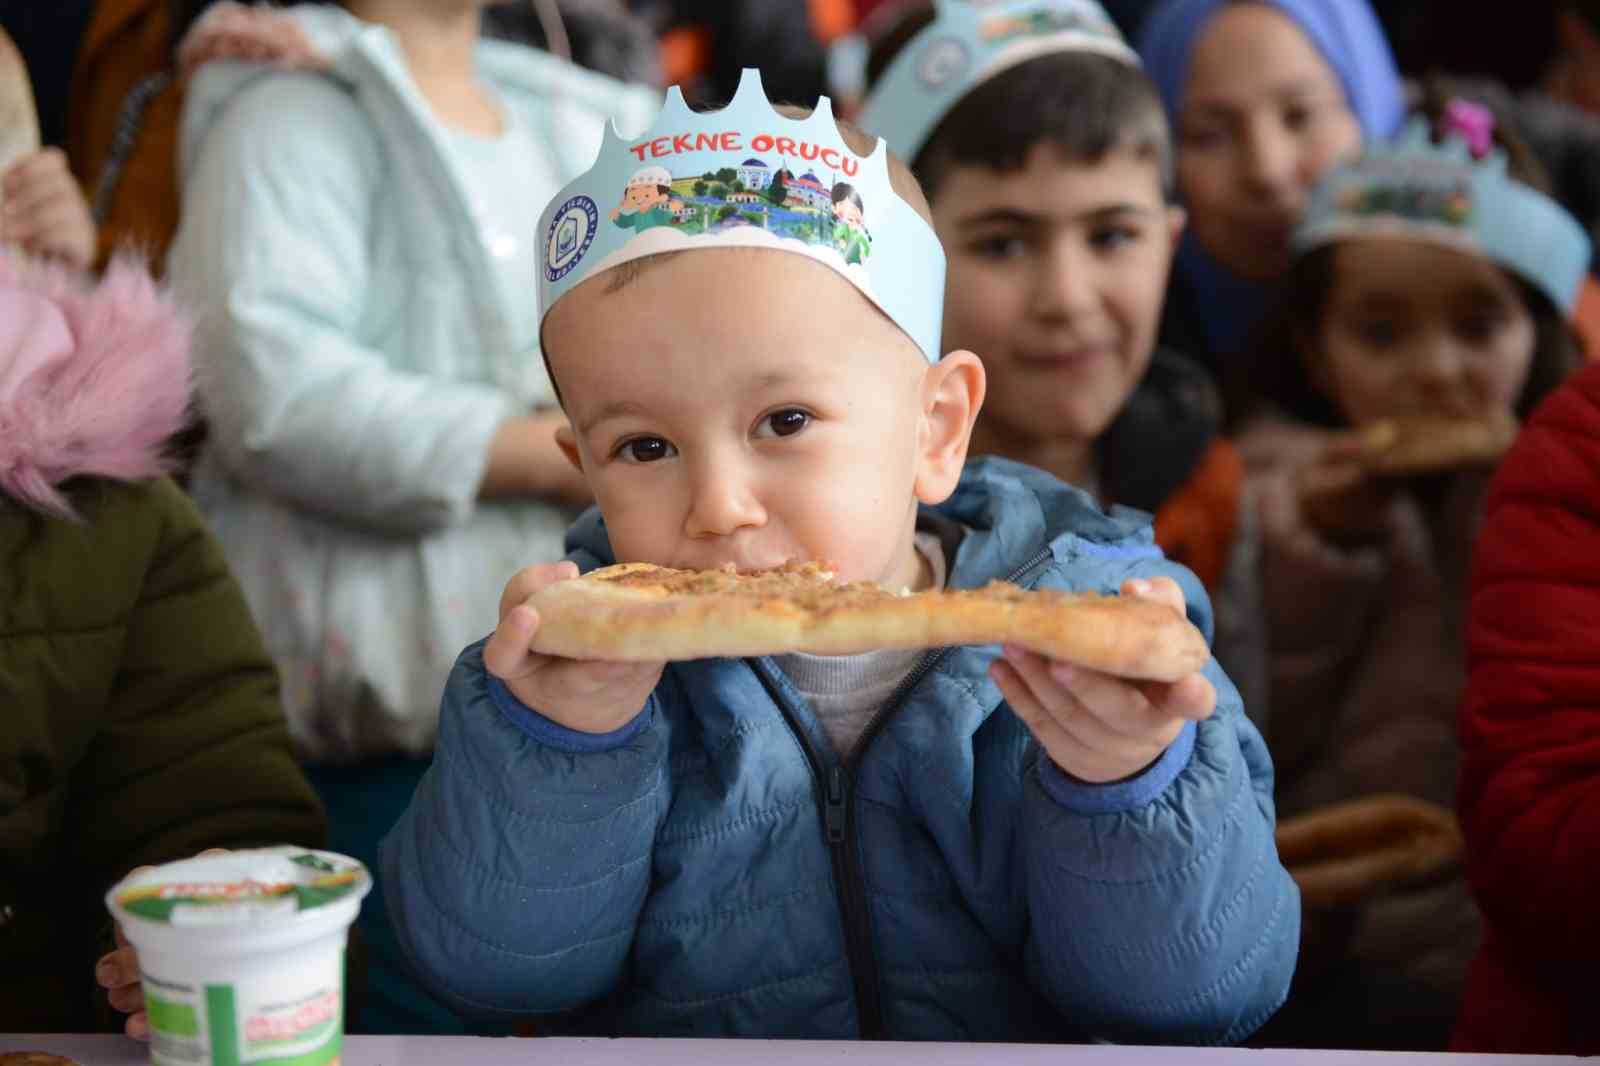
left=105, top=847, right=371, bottom=1066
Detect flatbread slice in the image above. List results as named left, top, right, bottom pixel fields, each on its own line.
left=1358, top=412, right=1518, bottom=477
left=1276, top=794, right=1462, bottom=910
left=0, top=28, right=40, bottom=178
left=526, top=561, right=1210, bottom=682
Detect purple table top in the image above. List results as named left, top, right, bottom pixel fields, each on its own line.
left=0, top=1035, right=1572, bottom=1065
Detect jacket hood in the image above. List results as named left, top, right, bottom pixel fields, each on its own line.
left=0, top=254, right=191, bottom=516
left=564, top=456, right=1158, bottom=585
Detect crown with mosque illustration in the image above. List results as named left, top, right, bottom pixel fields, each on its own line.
left=860, top=0, right=1139, bottom=163
left=538, top=68, right=947, bottom=363
left=1294, top=116, right=1591, bottom=314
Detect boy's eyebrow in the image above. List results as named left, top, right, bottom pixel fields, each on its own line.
left=574, top=371, right=811, bottom=433
left=955, top=204, right=1158, bottom=230
left=577, top=399, right=651, bottom=434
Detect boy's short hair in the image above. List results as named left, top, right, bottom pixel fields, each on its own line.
left=865, top=5, right=1172, bottom=201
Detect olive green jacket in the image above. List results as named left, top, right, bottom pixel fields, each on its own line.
left=0, top=256, right=326, bottom=1031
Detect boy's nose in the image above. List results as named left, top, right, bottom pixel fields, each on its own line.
left=685, top=460, right=766, bottom=539
left=1029, top=241, right=1095, bottom=320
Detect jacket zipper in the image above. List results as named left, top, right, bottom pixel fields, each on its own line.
left=760, top=544, right=1055, bottom=1039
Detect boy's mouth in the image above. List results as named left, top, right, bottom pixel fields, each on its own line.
left=1013, top=344, right=1116, bottom=369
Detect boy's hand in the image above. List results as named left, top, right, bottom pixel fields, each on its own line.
left=484, top=562, right=663, bottom=734
left=2, top=149, right=97, bottom=270
left=1295, top=436, right=1400, bottom=549
left=992, top=578, right=1216, bottom=784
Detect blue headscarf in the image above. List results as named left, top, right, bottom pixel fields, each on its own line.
left=1137, top=0, right=1406, bottom=358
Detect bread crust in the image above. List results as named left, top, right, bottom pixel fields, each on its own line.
left=1276, top=794, right=1463, bottom=909
left=1359, top=413, right=1518, bottom=477
left=526, top=562, right=1211, bottom=683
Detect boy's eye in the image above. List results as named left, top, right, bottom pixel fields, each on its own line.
left=617, top=436, right=676, bottom=463
left=756, top=408, right=811, bottom=439
left=971, top=236, right=1029, bottom=261
left=1089, top=225, right=1141, bottom=252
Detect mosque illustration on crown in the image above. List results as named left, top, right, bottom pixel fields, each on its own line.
left=607, top=153, right=872, bottom=266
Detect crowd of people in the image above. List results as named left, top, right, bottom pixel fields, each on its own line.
left=2, top=0, right=1596, bottom=1056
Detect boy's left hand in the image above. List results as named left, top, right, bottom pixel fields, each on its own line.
left=992, top=577, right=1217, bottom=784
left=2, top=148, right=97, bottom=270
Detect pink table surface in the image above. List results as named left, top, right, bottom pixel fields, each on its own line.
left=0, top=1036, right=1572, bottom=1065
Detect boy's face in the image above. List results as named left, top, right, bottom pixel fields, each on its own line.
left=546, top=250, right=984, bottom=590
left=934, top=144, right=1183, bottom=450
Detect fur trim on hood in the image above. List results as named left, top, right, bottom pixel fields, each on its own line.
left=0, top=253, right=192, bottom=517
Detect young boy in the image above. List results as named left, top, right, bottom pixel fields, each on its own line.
left=859, top=0, right=1261, bottom=709
left=379, top=69, right=1297, bottom=1043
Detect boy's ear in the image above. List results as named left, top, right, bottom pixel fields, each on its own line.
left=914, top=349, right=987, bottom=505
left=555, top=424, right=585, bottom=474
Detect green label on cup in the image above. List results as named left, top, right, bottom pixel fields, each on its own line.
left=145, top=951, right=345, bottom=1066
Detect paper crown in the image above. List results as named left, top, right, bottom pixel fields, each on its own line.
left=538, top=69, right=947, bottom=363
left=1294, top=118, right=1592, bottom=314
left=859, top=0, right=1138, bottom=164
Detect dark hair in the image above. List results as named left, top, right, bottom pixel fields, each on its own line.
left=865, top=3, right=1171, bottom=201
left=832, top=183, right=863, bottom=210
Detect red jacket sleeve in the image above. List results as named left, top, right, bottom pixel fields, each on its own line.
left=1459, top=362, right=1600, bottom=969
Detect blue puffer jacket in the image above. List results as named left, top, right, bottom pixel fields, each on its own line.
left=379, top=458, right=1299, bottom=1043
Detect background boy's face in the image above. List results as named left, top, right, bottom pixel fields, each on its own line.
left=545, top=250, right=956, bottom=588
left=934, top=144, right=1181, bottom=449
left=1315, top=240, right=1535, bottom=427
left=1176, top=4, right=1361, bottom=281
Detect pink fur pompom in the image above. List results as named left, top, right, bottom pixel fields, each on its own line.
left=0, top=253, right=193, bottom=518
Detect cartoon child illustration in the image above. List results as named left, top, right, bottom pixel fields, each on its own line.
left=830, top=183, right=870, bottom=266
left=611, top=165, right=682, bottom=233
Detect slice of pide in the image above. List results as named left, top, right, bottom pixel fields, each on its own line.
left=1358, top=412, right=1518, bottom=477
left=526, top=561, right=1210, bottom=683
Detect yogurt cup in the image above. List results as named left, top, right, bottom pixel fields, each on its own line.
left=105, top=847, right=370, bottom=1066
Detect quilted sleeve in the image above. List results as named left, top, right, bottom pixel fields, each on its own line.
left=1021, top=552, right=1299, bottom=1045
left=378, top=641, right=669, bottom=1019
left=1458, top=369, right=1600, bottom=968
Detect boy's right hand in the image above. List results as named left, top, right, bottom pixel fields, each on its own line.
left=1293, top=436, right=1400, bottom=549
left=484, top=562, right=663, bottom=734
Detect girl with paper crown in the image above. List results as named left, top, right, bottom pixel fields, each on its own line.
left=161, top=0, right=657, bottom=1035
left=1235, top=103, right=1588, bottom=1050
